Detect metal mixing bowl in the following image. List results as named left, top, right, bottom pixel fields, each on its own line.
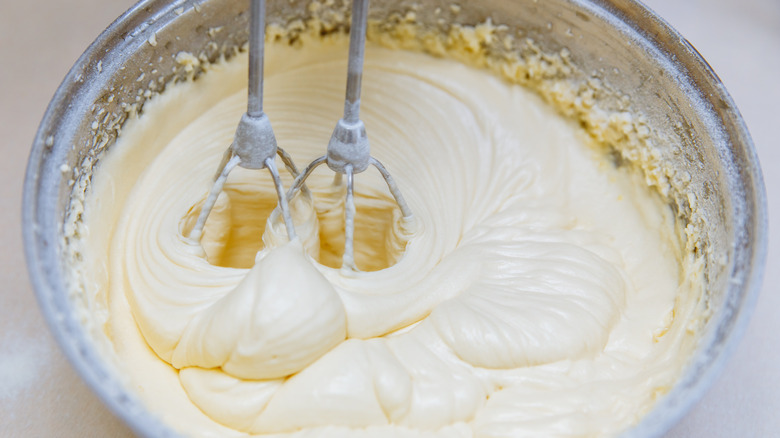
left=23, top=0, right=767, bottom=436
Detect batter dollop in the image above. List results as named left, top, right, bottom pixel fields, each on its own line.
left=82, top=33, right=699, bottom=437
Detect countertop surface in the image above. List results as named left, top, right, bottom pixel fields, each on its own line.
left=1, top=0, right=777, bottom=436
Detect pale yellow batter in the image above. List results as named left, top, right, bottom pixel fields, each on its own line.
left=79, top=32, right=702, bottom=437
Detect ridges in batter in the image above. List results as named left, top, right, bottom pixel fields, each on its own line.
left=79, top=32, right=700, bottom=437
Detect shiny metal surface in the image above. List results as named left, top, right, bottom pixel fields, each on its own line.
left=22, top=0, right=767, bottom=437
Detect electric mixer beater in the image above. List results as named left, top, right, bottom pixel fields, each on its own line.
left=190, top=0, right=298, bottom=243
left=191, top=0, right=412, bottom=271
left=287, top=0, right=413, bottom=271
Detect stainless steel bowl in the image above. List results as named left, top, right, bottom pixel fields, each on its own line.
left=23, top=0, right=767, bottom=436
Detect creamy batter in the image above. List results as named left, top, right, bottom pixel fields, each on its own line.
left=80, top=32, right=702, bottom=437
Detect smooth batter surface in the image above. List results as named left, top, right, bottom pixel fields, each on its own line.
left=81, top=34, right=701, bottom=437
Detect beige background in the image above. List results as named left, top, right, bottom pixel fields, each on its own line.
left=1, top=0, right=777, bottom=436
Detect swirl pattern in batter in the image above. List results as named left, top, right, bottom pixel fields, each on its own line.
left=83, top=34, right=699, bottom=437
